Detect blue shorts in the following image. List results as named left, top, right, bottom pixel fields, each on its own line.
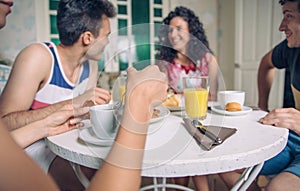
left=260, top=131, right=300, bottom=177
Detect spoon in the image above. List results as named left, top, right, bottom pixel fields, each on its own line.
left=192, top=120, right=223, bottom=145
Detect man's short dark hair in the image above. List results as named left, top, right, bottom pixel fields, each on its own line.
left=279, top=0, right=300, bottom=12
left=57, top=0, right=116, bottom=46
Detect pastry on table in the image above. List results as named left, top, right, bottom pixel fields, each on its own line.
left=162, top=94, right=180, bottom=107
left=225, top=102, right=242, bottom=111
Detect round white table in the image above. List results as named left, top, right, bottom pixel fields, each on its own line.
left=46, top=110, right=288, bottom=191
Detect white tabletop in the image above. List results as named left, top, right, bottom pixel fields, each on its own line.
left=46, top=110, right=288, bottom=178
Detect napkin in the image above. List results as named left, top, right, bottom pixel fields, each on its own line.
left=183, top=118, right=237, bottom=150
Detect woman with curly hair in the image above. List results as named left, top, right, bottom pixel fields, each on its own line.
left=156, top=6, right=218, bottom=190
left=157, top=6, right=218, bottom=101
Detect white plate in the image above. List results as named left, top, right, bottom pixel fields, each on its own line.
left=79, top=127, right=114, bottom=146
left=211, top=105, right=252, bottom=116
left=166, top=106, right=185, bottom=111
left=151, top=105, right=171, bottom=123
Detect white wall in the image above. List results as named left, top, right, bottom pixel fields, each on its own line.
left=0, top=0, right=37, bottom=61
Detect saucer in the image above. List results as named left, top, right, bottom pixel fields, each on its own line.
left=211, top=105, right=252, bottom=116
left=79, top=128, right=114, bottom=146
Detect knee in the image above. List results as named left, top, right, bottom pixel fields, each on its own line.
left=265, top=180, right=281, bottom=191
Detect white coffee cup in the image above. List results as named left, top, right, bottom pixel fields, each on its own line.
left=218, top=90, right=245, bottom=109
left=90, top=104, right=118, bottom=140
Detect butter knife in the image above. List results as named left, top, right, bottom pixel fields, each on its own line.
left=191, top=119, right=223, bottom=145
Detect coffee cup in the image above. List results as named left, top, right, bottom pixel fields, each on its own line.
left=89, top=104, right=118, bottom=140
left=218, top=90, right=245, bottom=109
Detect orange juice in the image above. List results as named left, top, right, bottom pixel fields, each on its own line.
left=119, top=85, right=126, bottom=103
left=184, top=88, right=208, bottom=119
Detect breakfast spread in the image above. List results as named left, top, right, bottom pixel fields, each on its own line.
left=161, top=94, right=179, bottom=107
left=225, top=102, right=242, bottom=111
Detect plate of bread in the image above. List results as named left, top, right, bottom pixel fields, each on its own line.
left=211, top=102, right=252, bottom=116
left=161, top=94, right=184, bottom=111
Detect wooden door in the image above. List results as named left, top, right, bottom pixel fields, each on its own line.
left=234, top=0, right=284, bottom=109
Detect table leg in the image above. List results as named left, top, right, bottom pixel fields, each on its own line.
left=69, top=162, right=90, bottom=188
left=231, top=162, right=264, bottom=191
left=69, top=161, right=194, bottom=190
left=140, top=177, right=194, bottom=191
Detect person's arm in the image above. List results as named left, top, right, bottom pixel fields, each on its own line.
left=156, top=60, right=169, bottom=83
left=0, top=65, right=167, bottom=191
left=208, top=54, right=219, bottom=101
left=10, top=105, right=89, bottom=148
left=0, top=121, right=59, bottom=191
left=0, top=44, right=110, bottom=130
left=88, top=65, right=168, bottom=191
left=257, top=50, right=275, bottom=111
left=259, top=107, right=300, bottom=135
left=0, top=43, right=69, bottom=130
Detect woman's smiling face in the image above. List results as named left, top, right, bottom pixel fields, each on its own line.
left=168, top=16, right=190, bottom=54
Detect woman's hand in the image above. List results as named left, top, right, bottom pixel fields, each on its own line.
left=44, top=104, right=89, bottom=136
left=259, top=107, right=300, bottom=135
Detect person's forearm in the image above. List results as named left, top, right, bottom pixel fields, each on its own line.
left=257, top=51, right=275, bottom=111
left=0, top=122, right=59, bottom=191
left=257, top=65, right=275, bottom=111
left=10, top=119, right=47, bottom=148
left=208, top=56, right=218, bottom=101
left=2, top=99, right=71, bottom=131
left=88, top=93, right=152, bottom=191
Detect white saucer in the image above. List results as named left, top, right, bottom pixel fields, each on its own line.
left=211, top=105, right=252, bottom=116
left=79, top=128, right=114, bottom=146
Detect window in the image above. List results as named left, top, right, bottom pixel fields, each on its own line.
left=49, top=0, right=60, bottom=45
left=47, top=0, right=167, bottom=72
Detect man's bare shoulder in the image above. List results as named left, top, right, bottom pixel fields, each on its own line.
left=13, top=43, right=53, bottom=73
left=17, top=43, right=51, bottom=60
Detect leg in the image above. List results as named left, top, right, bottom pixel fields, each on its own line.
left=48, top=156, right=96, bottom=190
left=219, top=169, right=260, bottom=191
left=219, top=170, right=243, bottom=189
left=266, top=172, right=300, bottom=191
left=192, top=175, right=209, bottom=191
left=173, top=176, right=189, bottom=190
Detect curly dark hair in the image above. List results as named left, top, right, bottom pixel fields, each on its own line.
left=57, top=0, right=116, bottom=46
left=158, top=6, right=211, bottom=64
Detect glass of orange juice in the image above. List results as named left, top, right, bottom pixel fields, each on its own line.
left=117, top=76, right=126, bottom=104
left=183, top=76, right=209, bottom=120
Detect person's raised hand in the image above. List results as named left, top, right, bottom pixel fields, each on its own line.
left=120, top=65, right=168, bottom=135
left=125, top=65, right=168, bottom=108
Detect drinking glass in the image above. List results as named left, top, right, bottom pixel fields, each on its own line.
left=183, top=76, right=209, bottom=120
